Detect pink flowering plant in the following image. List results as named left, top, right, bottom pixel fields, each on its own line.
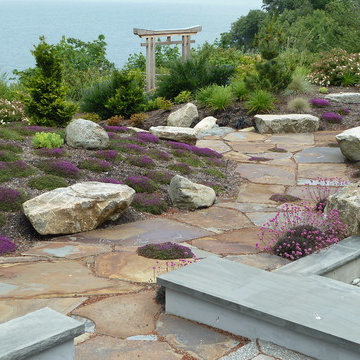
left=0, top=235, right=17, bottom=255
left=309, top=98, right=331, bottom=107
left=79, top=158, right=111, bottom=172
left=125, top=176, right=158, bottom=193
left=321, top=112, right=343, bottom=124
left=137, top=242, right=195, bottom=260
left=132, top=192, right=168, bottom=214
left=257, top=203, right=348, bottom=260
left=37, top=160, right=79, bottom=178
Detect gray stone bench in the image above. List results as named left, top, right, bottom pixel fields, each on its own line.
left=158, top=240, right=360, bottom=360
left=0, top=307, right=84, bottom=360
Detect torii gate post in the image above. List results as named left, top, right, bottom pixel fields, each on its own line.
left=133, top=26, right=202, bottom=91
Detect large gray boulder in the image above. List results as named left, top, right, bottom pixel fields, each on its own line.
left=23, top=182, right=135, bottom=235
left=167, top=103, right=198, bottom=127
left=325, top=93, right=360, bottom=104
left=168, top=175, right=216, bottom=210
left=325, top=182, right=360, bottom=235
left=254, top=114, right=319, bottom=134
left=194, top=116, right=217, bottom=135
left=149, top=126, right=197, bottom=144
left=336, top=126, right=360, bottom=161
left=66, top=119, right=109, bottom=149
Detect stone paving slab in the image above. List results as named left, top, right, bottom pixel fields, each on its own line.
left=0, top=297, right=86, bottom=323
left=314, top=131, right=339, bottom=145
left=225, top=151, right=294, bottom=167
left=225, top=254, right=290, bottom=271
left=195, top=139, right=231, bottom=153
left=156, top=314, right=240, bottom=360
left=75, top=336, right=183, bottom=360
left=215, top=202, right=278, bottom=213
left=258, top=340, right=315, bottom=360
left=219, top=341, right=259, bottom=360
left=246, top=212, right=278, bottom=227
left=0, top=260, right=142, bottom=298
left=223, top=132, right=269, bottom=142
left=170, top=207, right=252, bottom=233
left=237, top=184, right=286, bottom=204
left=265, top=133, right=314, bottom=145
left=55, top=218, right=214, bottom=247
left=73, top=291, right=161, bottom=338
left=190, top=228, right=261, bottom=255
left=23, top=242, right=111, bottom=259
left=294, top=147, right=345, bottom=163
left=0, top=256, right=47, bottom=264
left=229, top=143, right=276, bottom=153
left=297, top=163, right=349, bottom=182
left=235, top=163, right=296, bottom=186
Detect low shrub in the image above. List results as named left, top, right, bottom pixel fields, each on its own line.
left=137, top=241, right=194, bottom=260
left=204, top=168, right=226, bottom=178
left=128, top=155, right=155, bottom=168
left=166, top=141, right=193, bottom=151
left=196, top=85, right=217, bottom=105
left=0, top=187, right=26, bottom=211
left=321, top=112, right=343, bottom=124
left=206, top=85, right=234, bottom=111
left=318, top=87, right=329, bottom=94
left=145, top=170, right=173, bottom=184
left=125, top=176, right=158, bottom=193
left=309, top=98, right=331, bottom=107
left=135, top=132, right=159, bottom=143
left=79, top=158, right=111, bottom=172
left=0, top=99, right=27, bottom=124
left=168, top=162, right=192, bottom=175
left=37, top=160, right=79, bottom=178
left=0, top=150, right=20, bottom=162
left=28, top=175, right=68, bottom=190
left=0, top=161, right=35, bottom=182
left=148, top=149, right=171, bottom=161
left=245, top=90, right=275, bottom=114
left=287, top=97, right=311, bottom=113
left=106, top=115, right=124, bottom=126
left=35, top=147, right=65, bottom=158
left=0, top=128, right=23, bottom=141
left=94, top=150, right=118, bottom=161
left=32, top=132, right=64, bottom=149
left=174, top=91, right=192, bottom=104
left=129, top=113, right=148, bottom=127
left=0, top=235, right=17, bottom=255
left=132, top=193, right=168, bottom=214
left=231, top=80, right=249, bottom=101
left=180, top=155, right=204, bottom=168
left=0, top=142, right=23, bottom=153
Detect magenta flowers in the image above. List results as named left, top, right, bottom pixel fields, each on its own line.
left=0, top=235, right=17, bottom=255
left=321, top=112, right=343, bottom=124
left=309, top=98, right=331, bottom=107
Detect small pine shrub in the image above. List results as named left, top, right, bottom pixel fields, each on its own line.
left=28, top=175, right=68, bottom=190
left=129, top=112, right=148, bottom=127
left=0, top=128, right=23, bottom=141
left=106, top=115, right=124, bottom=126
left=0, top=187, right=26, bottom=211
left=132, top=193, right=168, bottom=214
left=287, top=97, right=311, bottom=113
left=128, top=155, right=155, bottom=168
left=0, top=235, right=17, bottom=255
left=146, top=170, right=173, bottom=184
left=125, top=176, right=158, bottom=193
left=168, top=162, right=192, bottom=175
left=204, top=168, right=226, bottom=178
left=0, top=150, right=20, bottom=162
left=137, top=241, right=194, bottom=260
left=231, top=80, right=249, bottom=101
left=37, top=160, right=79, bottom=178
left=245, top=90, right=275, bottom=114
left=79, top=158, right=111, bottom=172
left=0, top=142, right=23, bottom=153
left=174, top=91, right=192, bottom=104
left=33, top=132, right=64, bottom=149
left=145, top=97, right=173, bottom=111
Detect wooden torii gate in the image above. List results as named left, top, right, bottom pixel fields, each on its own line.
left=133, top=26, right=202, bottom=91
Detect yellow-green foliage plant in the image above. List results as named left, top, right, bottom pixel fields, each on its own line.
left=32, top=132, right=64, bottom=149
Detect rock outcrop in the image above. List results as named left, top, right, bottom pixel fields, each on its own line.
left=167, top=103, right=198, bottom=127
left=23, top=182, right=135, bottom=235
left=149, top=126, right=197, bottom=144
left=194, top=116, right=217, bottom=135
left=336, top=126, right=360, bottom=161
left=325, top=93, right=360, bottom=104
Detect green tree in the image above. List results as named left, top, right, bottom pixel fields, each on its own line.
left=24, top=37, right=77, bottom=127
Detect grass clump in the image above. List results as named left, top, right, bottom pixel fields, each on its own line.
left=245, top=90, right=275, bottom=114
left=231, top=80, right=249, bottom=101
left=0, top=142, right=23, bottom=153
left=79, top=158, right=111, bottom=172
left=0, top=161, right=35, bottom=182
left=285, top=74, right=314, bottom=95
left=0, top=128, right=23, bottom=141
left=132, top=193, right=168, bottom=214
left=137, top=241, right=194, bottom=260
left=168, top=162, right=192, bottom=175
left=287, top=97, right=311, bottom=112
left=0, top=213, right=6, bottom=226
left=35, top=148, right=65, bottom=158
left=204, top=168, right=226, bottom=178
left=0, top=150, right=20, bottom=162
left=0, top=187, right=26, bottom=211
left=28, top=175, right=68, bottom=190
left=146, top=170, right=173, bottom=184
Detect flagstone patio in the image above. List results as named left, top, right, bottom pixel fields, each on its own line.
left=0, top=129, right=349, bottom=359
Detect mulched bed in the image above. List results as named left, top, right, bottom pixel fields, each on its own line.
left=0, top=123, right=240, bottom=254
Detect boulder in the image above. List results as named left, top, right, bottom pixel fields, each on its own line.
left=23, top=182, right=135, bottom=235
left=167, top=103, right=198, bottom=127
left=168, top=175, right=216, bottom=210
left=254, top=114, right=319, bottom=134
left=66, top=119, right=109, bottom=149
left=193, top=116, right=217, bottom=135
left=325, top=93, right=360, bottom=104
left=336, top=126, right=360, bottom=161
left=325, top=182, right=360, bottom=235
left=149, top=126, right=197, bottom=144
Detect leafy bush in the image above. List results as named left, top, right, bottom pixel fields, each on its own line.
left=28, top=175, right=68, bottom=190
left=106, top=115, right=124, bottom=126
left=231, top=80, right=249, bottom=101
left=0, top=161, right=35, bottom=182
left=0, top=99, right=28, bottom=124
left=309, top=98, right=331, bottom=107
left=245, top=90, right=275, bottom=114
left=37, top=160, right=79, bottom=178
left=321, top=112, right=343, bottom=124
left=287, top=97, right=311, bottom=112
left=132, top=193, right=169, bottom=215
left=309, top=49, right=360, bottom=86
left=129, top=113, right=148, bottom=127
left=0, top=235, right=17, bottom=255
left=174, top=91, right=192, bottom=104
left=156, top=54, right=235, bottom=99
left=125, top=176, right=158, bottom=193
left=128, top=155, right=155, bottom=168
left=81, top=69, right=146, bottom=118
left=32, top=132, right=64, bottom=149
left=0, top=150, right=20, bottom=162
left=0, top=187, right=26, bottom=211
left=137, top=242, right=194, bottom=260
left=23, top=37, right=77, bottom=127
left=79, top=158, right=111, bottom=172
left=0, top=128, right=23, bottom=141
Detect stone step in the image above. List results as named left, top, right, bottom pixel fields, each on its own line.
left=157, top=256, right=360, bottom=360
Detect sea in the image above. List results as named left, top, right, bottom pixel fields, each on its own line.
left=0, top=0, right=262, bottom=77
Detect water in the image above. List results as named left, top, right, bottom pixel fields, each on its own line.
left=0, top=0, right=262, bottom=75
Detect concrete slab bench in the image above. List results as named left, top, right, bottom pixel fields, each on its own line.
left=158, top=246, right=360, bottom=360
left=0, top=307, right=84, bottom=360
